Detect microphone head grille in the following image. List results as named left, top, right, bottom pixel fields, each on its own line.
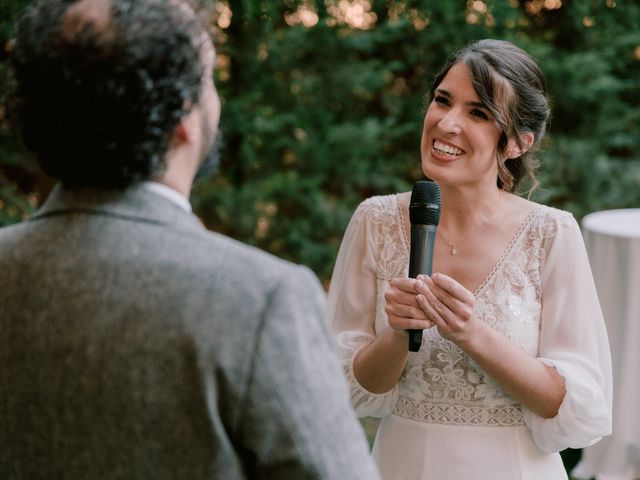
left=409, top=180, right=441, bottom=225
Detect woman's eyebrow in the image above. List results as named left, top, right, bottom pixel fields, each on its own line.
left=435, top=88, right=486, bottom=109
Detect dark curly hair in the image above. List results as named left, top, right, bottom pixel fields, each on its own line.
left=429, top=39, right=551, bottom=193
left=8, top=0, right=208, bottom=188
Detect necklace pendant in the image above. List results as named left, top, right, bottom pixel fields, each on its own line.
left=451, top=247, right=457, bottom=255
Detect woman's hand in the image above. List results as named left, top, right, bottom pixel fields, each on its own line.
left=384, top=277, right=434, bottom=332
left=415, top=272, right=480, bottom=347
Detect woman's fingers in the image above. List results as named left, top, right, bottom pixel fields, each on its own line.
left=385, top=277, right=431, bottom=312
left=427, top=272, right=475, bottom=305
left=385, top=308, right=434, bottom=331
left=385, top=288, right=420, bottom=309
left=418, top=275, right=474, bottom=320
left=415, top=277, right=456, bottom=317
left=384, top=277, right=435, bottom=331
left=385, top=301, right=428, bottom=320
left=414, top=273, right=478, bottom=343
left=418, top=284, right=451, bottom=324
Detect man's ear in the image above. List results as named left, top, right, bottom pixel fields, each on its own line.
left=506, top=132, right=534, bottom=159
left=170, top=109, right=199, bottom=147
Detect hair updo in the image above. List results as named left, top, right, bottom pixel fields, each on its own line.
left=429, top=39, right=551, bottom=193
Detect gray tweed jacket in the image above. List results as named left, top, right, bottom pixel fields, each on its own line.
left=0, top=183, right=379, bottom=480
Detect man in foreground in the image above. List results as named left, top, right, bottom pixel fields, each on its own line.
left=0, top=0, right=379, bottom=478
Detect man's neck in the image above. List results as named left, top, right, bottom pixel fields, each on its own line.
left=143, top=181, right=192, bottom=213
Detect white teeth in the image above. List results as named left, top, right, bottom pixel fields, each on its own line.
left=433, top=140, right=463, bottom=156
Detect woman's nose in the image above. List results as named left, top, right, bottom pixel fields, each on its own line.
left=438, top=109, right=462, bottom=134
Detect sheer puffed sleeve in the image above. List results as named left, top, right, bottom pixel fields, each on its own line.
left=327, top=200, right=399, bottom=418
left=523, top=212, right=612, bottom=453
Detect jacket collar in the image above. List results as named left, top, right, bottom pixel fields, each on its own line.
left=31, top=182, right=205, bottom=233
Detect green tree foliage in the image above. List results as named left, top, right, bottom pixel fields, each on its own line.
left=1, top=0, right=639, bottom=279
left=194, top=0, right=640, bottom=280
left=0, top=0, right=40, bottom=226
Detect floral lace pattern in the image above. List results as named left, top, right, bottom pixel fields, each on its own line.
left=360, top=194, right=573, bottom=427
left=357, top=196, right=411, bottom=336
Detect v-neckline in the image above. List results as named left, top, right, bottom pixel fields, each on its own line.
left=471, top=205, right=542, bottom=297
left=395, top=194, right=543, bottom=298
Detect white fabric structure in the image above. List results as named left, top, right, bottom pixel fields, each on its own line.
left=572, top=209, right=640, bottom=480
left=328, top=194, right=612, bottom=480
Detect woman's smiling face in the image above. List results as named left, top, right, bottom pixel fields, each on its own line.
left=421, top=62, right=504, bottom=190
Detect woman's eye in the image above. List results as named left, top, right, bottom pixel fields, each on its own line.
left=434, top=95, right=449, bottom=106
left=471, top=108, right=489, bottom=120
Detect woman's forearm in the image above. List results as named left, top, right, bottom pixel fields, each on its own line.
left=461, top=324, right=566, bottom=418
left=352, top=326, right=411, bottom=394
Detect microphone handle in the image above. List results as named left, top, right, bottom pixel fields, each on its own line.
left=408, top=224, right=436, bottom=352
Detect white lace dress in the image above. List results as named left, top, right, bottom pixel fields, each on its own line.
left=328, top=194, right=612, bottom=480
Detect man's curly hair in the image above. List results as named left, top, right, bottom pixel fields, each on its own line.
left=8, top=0, right=207, bottom=188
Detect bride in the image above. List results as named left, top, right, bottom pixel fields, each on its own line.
left=328, top=39, right=611, bottom=479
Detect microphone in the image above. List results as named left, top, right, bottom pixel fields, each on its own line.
left=407, top=180, right=441, bottom=352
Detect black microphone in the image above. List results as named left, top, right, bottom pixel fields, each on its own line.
left=407, top=180, right=441, bottom=352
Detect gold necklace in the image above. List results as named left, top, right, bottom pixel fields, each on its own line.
left=438, top=230, right=463, bottom=255
left=437, top=192, right=504, bottom=256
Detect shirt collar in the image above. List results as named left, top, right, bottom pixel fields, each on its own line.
left=141, top=181, right=192, bottom=213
